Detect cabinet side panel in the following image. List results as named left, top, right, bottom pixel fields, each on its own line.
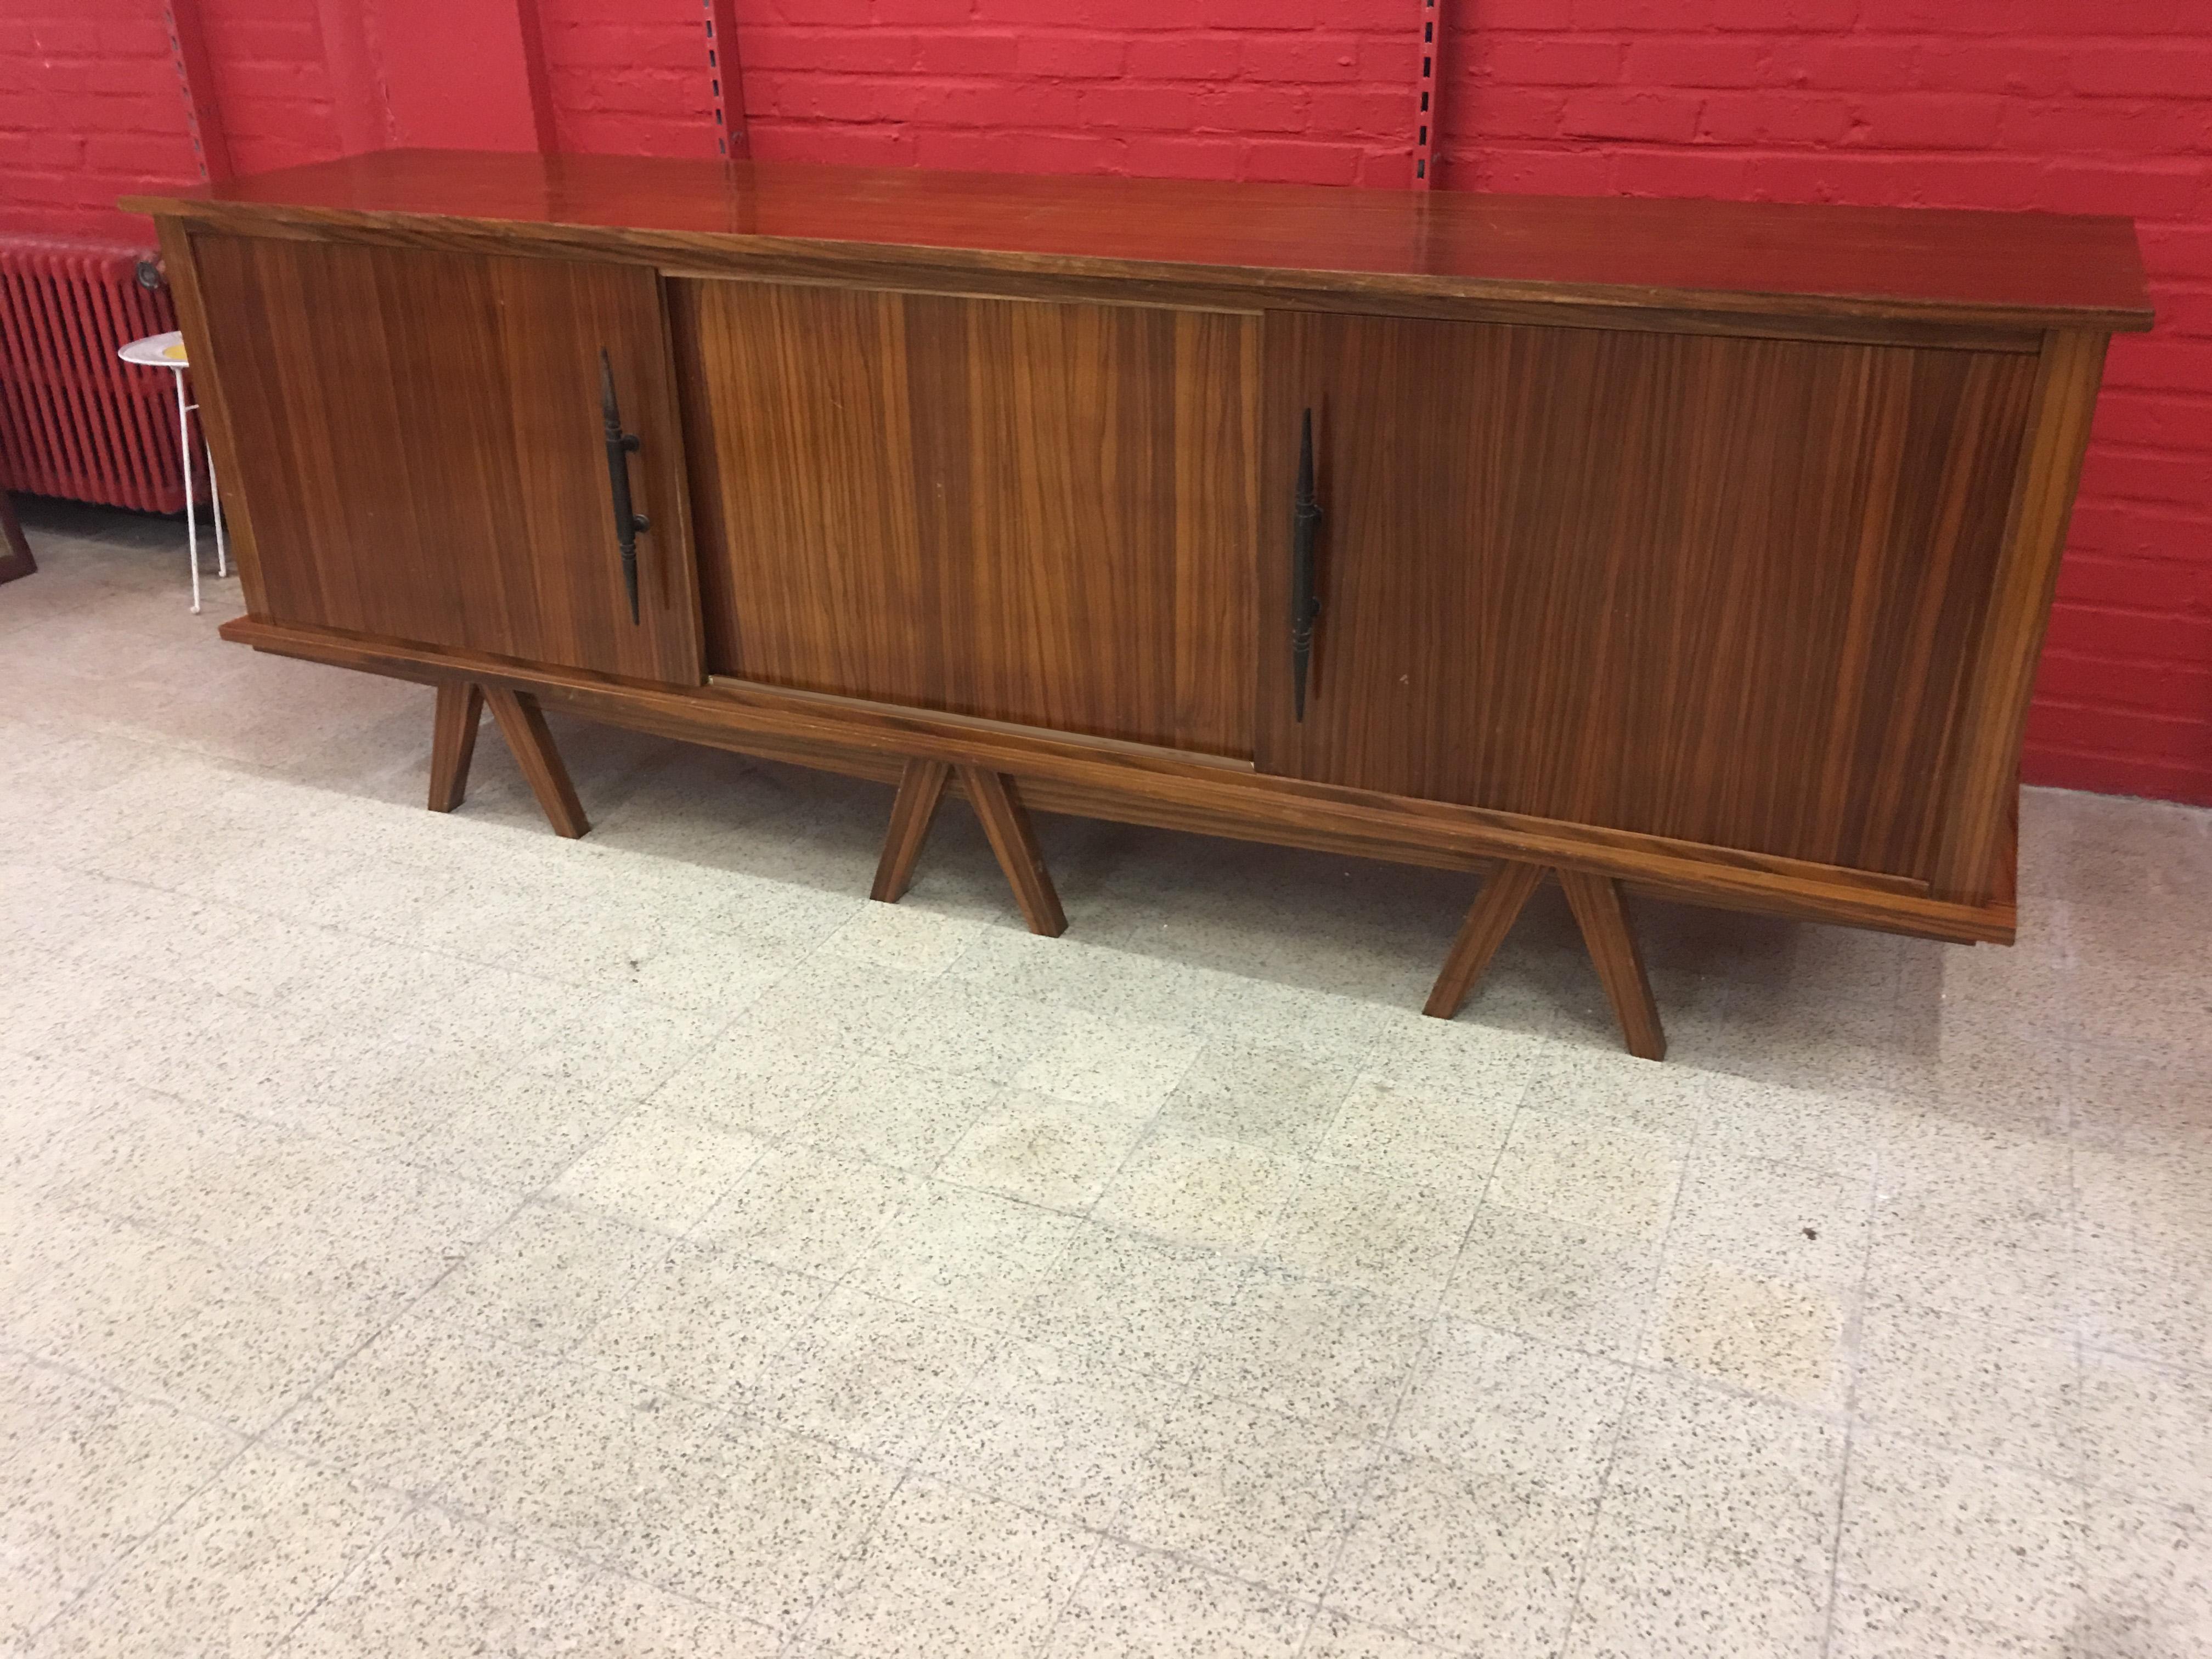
left=673, top=276, right=1257, bottom=758
left=1265, top=311, right=2038, bottom=881
left=188, top=233, right=701, bottom=685
left=1929, top=330, right=2110, bottom=903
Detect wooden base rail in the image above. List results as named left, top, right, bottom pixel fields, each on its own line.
left=224, top=618, right=2018, bottom=949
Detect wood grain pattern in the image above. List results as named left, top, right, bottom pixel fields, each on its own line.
left=872, top=757, right=949, bottom=904
left=484, top=686, right=589, bottom=838
left=221, top=616, right=2019, bottom=944
left=960, top=767, right=1066, bottom=937
left=186, top=232, right=702, bottom=684
left=1559, top=869, right=1667, bottom=1062
left=1261, top=311, right=2039, bottom=883
left=1931, top=330, right=2110, bottom=902
left=1423, top=861, right=1544, bottom=1020
left=427, top=681, right=484, bottom=812
left=670, top=278, right=1257, bottom=758
left=123, top=150, right=2155, bottom=335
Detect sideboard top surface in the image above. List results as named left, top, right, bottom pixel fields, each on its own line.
left=127, top=148, right=2153, bottom=334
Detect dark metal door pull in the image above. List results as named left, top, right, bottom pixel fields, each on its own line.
left=599, top=348, right=648, bottom=624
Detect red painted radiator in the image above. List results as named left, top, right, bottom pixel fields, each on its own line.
left=0, top=235, right=190, bottom=513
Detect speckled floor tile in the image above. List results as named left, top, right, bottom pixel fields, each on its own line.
left=278, top=1504, right=786, bottom=1657
left=1643, top=1257, right=1850, bottom=1410
left=564, top=1237, right=826, bottom=1407
left=1114, top=1392, right=1375, bottom=1597
left=1669, top=1149, right=1871, bottom=1287
left=917, top=1339, right=1183, bottom=1526
left=808, top=1476, right=1099, bottom=1658
left=1042, top=1541, right=1310, bottom=1656
left=1155, top=1031, right=1366, bottom=1154
left=1597, top=1371, right=1846, bottom=1583
left=1017, top=1223, right=1251, bottom=1383
left=936, top=1089, right=1154, bottom=1213
left=0, top=1362, right=245, bottom=1646
left=1303, top=1069, right=1517, bottom=1183
left=9, top=512, right=2212, bottom=1656
left=23, top=1444, right=409, bottom=1658
left=1092, top=1132, right=1306, bottom=1252
left=1187, top=1261, right=1430, bottom=1437
left=1839, top=1431, right=2086, bottom=1643
left=1260, top=1162, right=1482, bottom=1306
left=848, top=1180, right=1081, bottom=1323
left=546, top=1107, right=770, bottom=1233
left=1854, top=1296, right=2080, bottom=1477
left=1565, top=1516, right=1830, bottom=1659
left=690, top=1143, right=918, bottom=1277
left=2074, top=1350, right=2212, bottom=1511
left=1485, top=1109, right=1687, bottom=1243
left=1326, top=1452, right=1590, bottom=1658
left=757, top=1285, right=996, bottom=1463
left=1391, top=1321, right=1633, bottom=1507
left=789, top=1062, right=1001, bottom=1171
left=408, top=1202, right=668, bottom=1355
left=8, top=1217, right=383, bottom=1434
left=1442, top=1204, right=1661, bottom=1360
left=1012, top=1007, right=1205, bottom=1110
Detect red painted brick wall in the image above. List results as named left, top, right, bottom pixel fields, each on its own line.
left=4, top=0, right=2207, bottom=802
left=0, top=0, right=199, bottom=238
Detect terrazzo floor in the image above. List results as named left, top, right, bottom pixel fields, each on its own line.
left=2, top=499, right=2210, bottom=1657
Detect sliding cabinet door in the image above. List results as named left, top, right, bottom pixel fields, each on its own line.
left=1262, top=311, right=2038, bottom=880
left=671, top=278, right=1259, bottom=758
left=191, top=234, right=701, bottom=683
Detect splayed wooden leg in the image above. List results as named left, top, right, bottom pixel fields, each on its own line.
left=872, top=757, right=951, bottom=903
left=959, top=766, right=1066, bottom=937
left=484, top=686, right=588, bottom=839
left=427, top=681, right=484, bottom=813
left=1423, top=859, right=1544, bottom=1020
left=1560, top=868, right=1666, bottom=1062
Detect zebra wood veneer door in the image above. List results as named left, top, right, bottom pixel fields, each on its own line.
left=190, top=235, right=702, bottom=685
left=1261, top=311, right=2040, bottom=882
left=670, top=278, right=1259, bottom=759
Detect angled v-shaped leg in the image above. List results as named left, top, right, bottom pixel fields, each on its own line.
left=959, top=767, right=1066, bottom=936
left=472, top=685, right=589, bottom=839
left=1424, top=859, right=1667, bottom=1061
left=1559, top=869, right=1666, bottom=1061
left=870, top=759, right=1066, bottom=936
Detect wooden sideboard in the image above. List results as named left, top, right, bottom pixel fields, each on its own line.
left=126, top=150, right=2152, bottom=1059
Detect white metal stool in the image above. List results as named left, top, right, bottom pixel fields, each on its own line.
left=118, top=330, right=227, bottom=613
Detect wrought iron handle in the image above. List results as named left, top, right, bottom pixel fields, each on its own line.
left=1290, top=407, right=1323, bottom=721
left=599, top=349, right=648, bottom=624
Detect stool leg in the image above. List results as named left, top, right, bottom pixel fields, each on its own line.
left=175, top=370, right=199, bottom=614
left=206, top=436, right=228, bottom=579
